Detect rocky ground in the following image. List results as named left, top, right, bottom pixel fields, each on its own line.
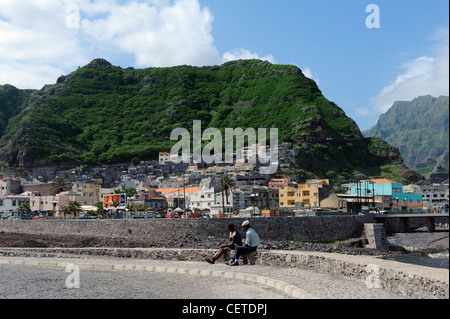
left=1, top=227, right=448, bottom=257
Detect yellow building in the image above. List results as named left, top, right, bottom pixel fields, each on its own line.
left=279, top=179, right=330, bottom=209
left=82, top=183, right=101, bottom=202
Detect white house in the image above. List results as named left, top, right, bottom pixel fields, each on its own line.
left=0, top=195, right=31, bottom=218
left=188, top=187, right=216, bottom=211
left=159, top=152, right=172, bottom=165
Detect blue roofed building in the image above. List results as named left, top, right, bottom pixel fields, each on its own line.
left=351, top=179, right=423, bottom=213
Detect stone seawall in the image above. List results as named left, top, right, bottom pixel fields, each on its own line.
left=0, top=215, right=374, bottom=244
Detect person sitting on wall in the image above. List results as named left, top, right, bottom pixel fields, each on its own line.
left=205, top=224, right=242, bottom=264
left=228, top=220, right=260, bottom=266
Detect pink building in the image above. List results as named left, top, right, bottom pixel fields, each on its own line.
left=269, top=178, right=290, bottom=189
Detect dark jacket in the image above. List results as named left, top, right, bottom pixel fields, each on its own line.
left=229, top=231, right=242, bottom=247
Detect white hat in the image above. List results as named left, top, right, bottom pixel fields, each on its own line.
left=242, top=220, right=250, bottom=227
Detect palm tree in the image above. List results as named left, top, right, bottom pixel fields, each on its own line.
left=66, top=201, right=82, bottom=217
left=50, top=177, right=72, bottom=196
left=217, top=172, right=236, bottom=216
left=18, top=203, right=31, bottom=218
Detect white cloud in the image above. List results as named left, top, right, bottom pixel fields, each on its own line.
left=222, top=48, right=276, bottom=64
left=80, top=0, right=221, bottom=67
left=0, top=0, right=274, bottom=89
left=370, top=27, right=449, bottom=114
left=301, top=67, right=320, bottom=85
left=355, top=107, right=371, bottom=117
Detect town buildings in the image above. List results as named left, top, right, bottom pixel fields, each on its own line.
left=1, top=142, right=443, bottom=218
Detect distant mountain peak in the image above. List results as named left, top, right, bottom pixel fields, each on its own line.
left=364, top=95, right=449, bottom=182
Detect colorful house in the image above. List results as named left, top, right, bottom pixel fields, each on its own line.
left=350, top=179, right=423, bottom=212
left=279, top=179, right=330, bottom=209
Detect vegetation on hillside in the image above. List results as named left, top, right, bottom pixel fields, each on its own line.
left=0, top=59, right=423, bottom=184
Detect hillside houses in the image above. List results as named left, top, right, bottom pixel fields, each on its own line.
left=1, top=142, right=447, bottom=218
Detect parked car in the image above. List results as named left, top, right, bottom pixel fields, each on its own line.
left=21, top=214, right=34, bottom=220
left=186, top=212, right=203, bottom=219
left=165, top=212, right=180, bottom=219
left=32, top=216, right=45, bottom=221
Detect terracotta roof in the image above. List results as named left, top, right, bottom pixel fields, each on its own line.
left=370, top=178, right=396, bottom=184
left=157, top=187, right=202, bottom=195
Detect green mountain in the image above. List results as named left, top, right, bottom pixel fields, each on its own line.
left=0, top=59, right=423, bottom=184
left=364, top=95, right=449, bottom=182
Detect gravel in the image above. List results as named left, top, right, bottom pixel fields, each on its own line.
left=1, top=227, right=448, bottom=257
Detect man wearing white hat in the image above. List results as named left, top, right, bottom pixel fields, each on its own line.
left=228, top=220, right=260, bottom=266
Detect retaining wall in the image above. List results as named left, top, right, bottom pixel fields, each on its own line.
left=0, top=215, right=374, bottom=244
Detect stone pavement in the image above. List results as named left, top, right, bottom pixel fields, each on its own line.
left=0, top=253, right=409, bottom=299
left=1, top=247, right=448, bottom=299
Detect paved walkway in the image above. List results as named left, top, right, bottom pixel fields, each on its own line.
left=0, top=255, right=407, bottom=299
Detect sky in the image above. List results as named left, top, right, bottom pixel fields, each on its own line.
left=0, top=0, right=448, bottom=131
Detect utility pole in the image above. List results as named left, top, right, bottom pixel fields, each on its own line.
left=183, top=173, right=186, bottom=210
left=220, top=171, right=225, bottom=218
left=372, top=181, right=375, bottom=208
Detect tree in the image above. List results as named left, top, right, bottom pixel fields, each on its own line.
left=217, top=172, right=236, bottom=216
left=125, top=187, right=137, bottom=198
left=50, top=177, right=72, bottom=196
left=15, top=167, right=28, bottom=178
left=131, top=157, right=141, bottom=166
left=18, top=203, right=31, bottom=217
left=66, top=201, right=82, bottom=217
left=94, top=201, right=107, bottom=217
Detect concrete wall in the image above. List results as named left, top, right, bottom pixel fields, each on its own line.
left=0, top=215, right=374, bottom=244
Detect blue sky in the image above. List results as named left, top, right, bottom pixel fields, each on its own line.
left=199, top=0, right=449, bottom=130
left=0, top=0, right=448, bottom=131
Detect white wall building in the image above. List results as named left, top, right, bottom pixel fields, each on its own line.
left=421, top=184, right=449, bottom=211
left=188, top=187, right=216, bottom=211
left=0, top=196, right=31, bottom=218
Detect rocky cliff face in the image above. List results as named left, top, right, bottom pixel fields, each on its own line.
left=364, top=95, right=449, bottom=181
